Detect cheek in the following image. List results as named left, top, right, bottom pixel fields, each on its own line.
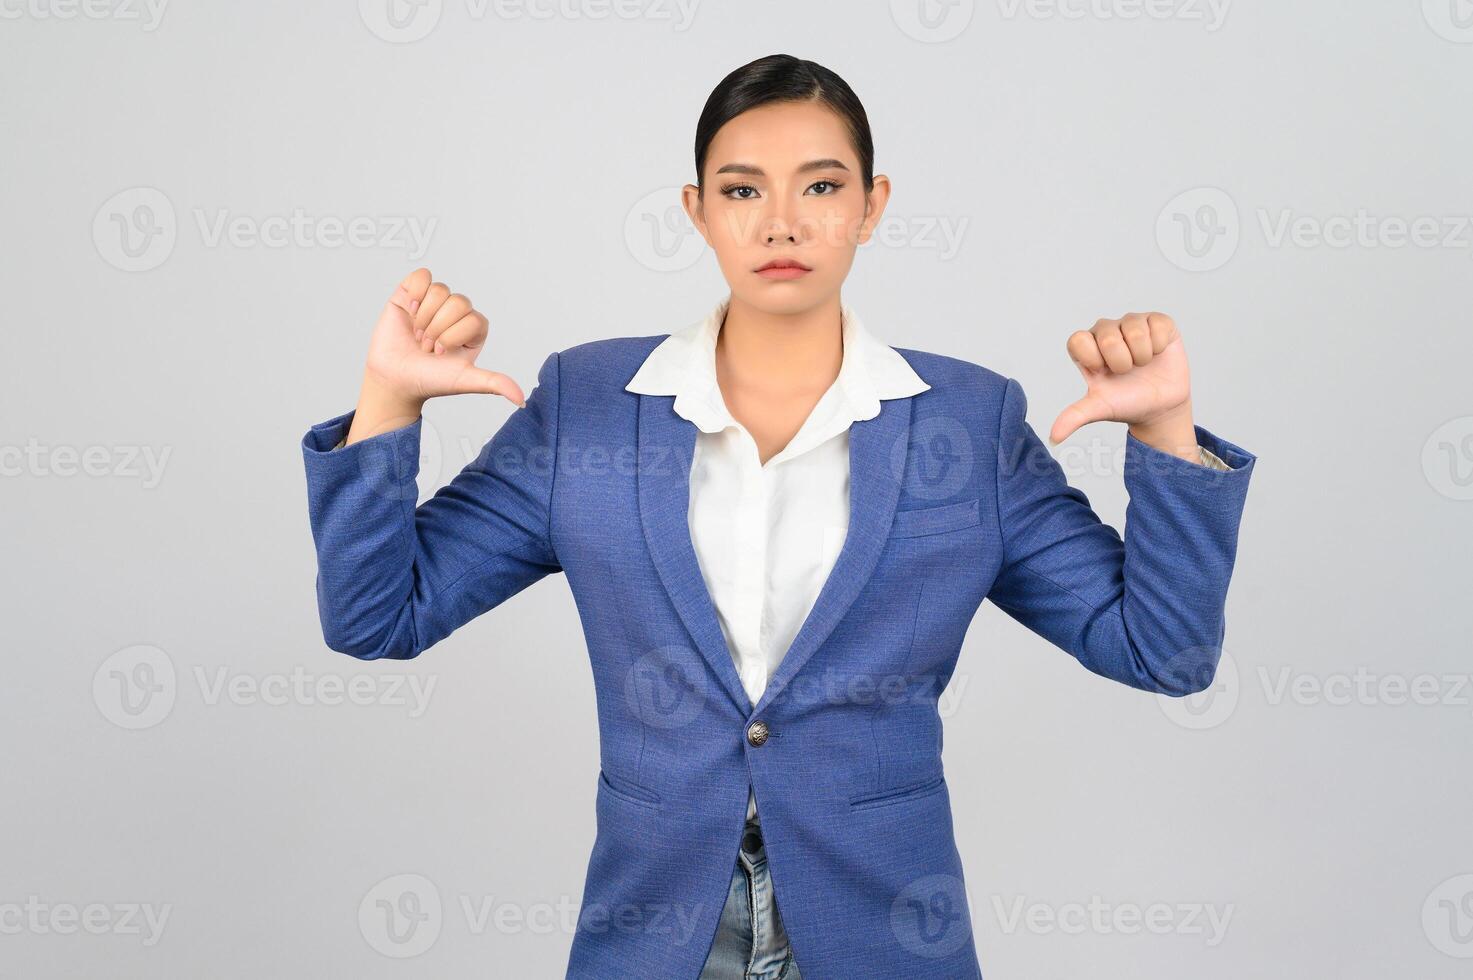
left=704, top=203, right=760, bottom=252
left=799, top=202, right=865, bottom=251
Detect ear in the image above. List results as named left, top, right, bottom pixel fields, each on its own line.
left=855, top=173, right=892, bottom=246
left=681, top=183, right=711, bottom=245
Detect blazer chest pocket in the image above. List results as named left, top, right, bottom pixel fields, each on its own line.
left=889, top=498, right=982, bottom=539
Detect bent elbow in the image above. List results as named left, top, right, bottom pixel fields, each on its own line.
left=319, top=611, right=423, bottom=662
left=1142, top=645, right=1223, bottom=697
left=1152, top=663, right=1218, bottom=697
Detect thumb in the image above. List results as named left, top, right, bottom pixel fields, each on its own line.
left=448, top=365, right=527, bottom=406
left=1049, top=393, right=1111, bottom=445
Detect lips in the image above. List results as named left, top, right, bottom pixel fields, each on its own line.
left=755, top=258, right=811, bottom=272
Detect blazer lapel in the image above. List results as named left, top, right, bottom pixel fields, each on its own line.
left=636, top=392, right=755, bottom=715
left=751, top=394, right=913, bottom=718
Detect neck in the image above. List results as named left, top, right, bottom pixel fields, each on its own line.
left=715, top=294, right=844, bottom=398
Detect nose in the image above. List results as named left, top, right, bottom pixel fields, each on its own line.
left=762, top=195, right=800, bottom=246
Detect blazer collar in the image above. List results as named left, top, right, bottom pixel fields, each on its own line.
left=625, top=294, right=930, bottom=439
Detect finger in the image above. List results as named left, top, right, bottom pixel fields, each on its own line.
left=390, top=267, right=433, bottom=315
left=434, top=311, right=488, bottom=354
left=413, top=281, right=451, bottom=338
left=1145, top=312, right=1176, bottom=353
left=1066, top=330, right=1106, bottom=374
left=1119, top=313, right=1153, bottom=366
left=422, top=294, right=472, bottom=351
left=447, top=365, right=527, bottom=406
left=1049, top=392, right=1112, bottom=444
left=1092, top=319, right=1135, bottom=374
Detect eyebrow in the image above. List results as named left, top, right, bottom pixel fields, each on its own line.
left=713, top=158, right=852, bottom=177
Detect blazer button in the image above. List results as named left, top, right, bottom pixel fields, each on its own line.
left=746, top=720, right=770, bottom=747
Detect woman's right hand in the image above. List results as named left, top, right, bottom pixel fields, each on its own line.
left=345, top=268, right=526, bottom=445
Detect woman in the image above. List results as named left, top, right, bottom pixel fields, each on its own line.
left=301, top=54, right=1255, bottom=980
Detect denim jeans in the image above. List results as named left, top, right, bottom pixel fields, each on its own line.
left=697, top=813, right=802, bottom=979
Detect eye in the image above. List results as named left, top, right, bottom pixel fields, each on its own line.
left=807, top=179, right=845, bottom=195
left=719, top=183, right=759, bottom=200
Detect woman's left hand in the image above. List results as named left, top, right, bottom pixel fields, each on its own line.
left=1049, top=312, right=1197, bottom=457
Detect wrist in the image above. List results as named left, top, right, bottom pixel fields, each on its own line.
left=346, top=369, right=425, bottom=445
left=1128, top=400, right=1198, bottom=461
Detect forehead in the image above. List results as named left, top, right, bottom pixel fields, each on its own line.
left=705, top=101, right=855, bottom=172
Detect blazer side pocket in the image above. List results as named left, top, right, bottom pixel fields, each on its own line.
left=848, top=774, right=946, bottom=811
left=889, top=498, right=982, bottom=538
left=598, top=768, right=663, bottom=810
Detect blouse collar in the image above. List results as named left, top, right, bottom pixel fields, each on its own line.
left=625, top=294, right=931, bottom=452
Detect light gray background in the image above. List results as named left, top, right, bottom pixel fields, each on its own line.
left=3, top=1, right=1470, bottom=977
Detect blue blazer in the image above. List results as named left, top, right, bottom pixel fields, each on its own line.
left=301, top=336, right=1256, bottom=979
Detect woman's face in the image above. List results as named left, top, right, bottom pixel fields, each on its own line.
left=683, top=101, right=891, bottom=315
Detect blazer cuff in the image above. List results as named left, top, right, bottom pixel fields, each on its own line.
left=1124, top=422, right=1256, bottom=516
left=301, top=409, right=423, bottom=500
left=1127, top=424, right=1254, bottom=472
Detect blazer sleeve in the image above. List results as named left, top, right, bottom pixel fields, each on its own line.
left=985, top=376, right=1256, bottom=696
left=300, top=351, right=563, bottom=660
